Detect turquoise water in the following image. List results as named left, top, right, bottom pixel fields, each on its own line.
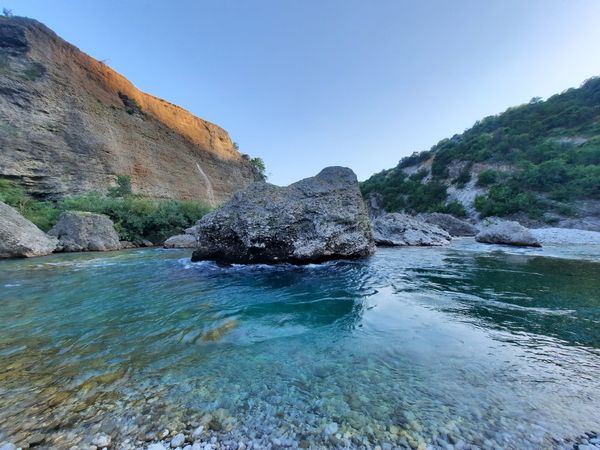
left=1, top=241, right=600, bottom=449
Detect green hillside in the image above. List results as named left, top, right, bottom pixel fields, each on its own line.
left=361, top=77, right=600, bottom=219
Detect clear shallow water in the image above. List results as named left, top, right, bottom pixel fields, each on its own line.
left=1, top=242, right=600, bottom=449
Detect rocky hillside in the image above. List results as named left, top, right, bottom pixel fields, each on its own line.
left=0, top=16, right=257, bottom=204
left=362, top=77, right=600, bottom=230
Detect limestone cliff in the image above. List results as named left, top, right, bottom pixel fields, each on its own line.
left=0, top=16, right=256, bottom=204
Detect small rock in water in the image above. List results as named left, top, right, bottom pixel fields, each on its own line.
left=92, top=434, right=112, bottom=448
left=147, top=444, right=168, bottom=450
left=324, top=422, right=339, bottom=435
left=0, top=443, right=17, bottom=450
left=170, top=433, right=185, bottom=448
left=191, top=426, right=204, bottom=439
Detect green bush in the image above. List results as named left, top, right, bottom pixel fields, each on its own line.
left=454, top=163, right=472, bottom=188
left=108, top=175, right=132, bottom=197
left=440, top=200, right=467, bottom=218
left=0, top=179, right=60, bottom=231
left=474, top=185, right=542, bottom=218
left=476, top=169, right=498, bottom=187
left=250, top=157, right=267, bottom=181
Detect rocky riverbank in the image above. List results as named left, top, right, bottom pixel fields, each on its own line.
left=530, top=228, right=600, bottom=245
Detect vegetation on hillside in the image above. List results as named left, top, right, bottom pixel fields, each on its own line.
left=360, top=168, right=467, bottom=217
left=0, top=176, right=211, bottom=242
left=361, top=77, right=600, bottom=218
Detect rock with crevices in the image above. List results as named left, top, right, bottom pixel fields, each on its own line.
left=48, top=211, right=121, bottom=252
left=418, top=212, right=478, bottom=237
left=191, top=167, right=375, bottom=264
left=372, top=213, right=451, bottom=246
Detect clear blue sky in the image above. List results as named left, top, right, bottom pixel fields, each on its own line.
left=4, top=0, right=600, bottom=185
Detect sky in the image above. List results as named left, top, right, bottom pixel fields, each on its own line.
left=3, top=0, right=600, bottom=185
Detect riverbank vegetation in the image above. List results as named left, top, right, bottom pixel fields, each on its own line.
left=0, top=177, right=211, bottom=243
left=361, top=77, right=600, bottom=218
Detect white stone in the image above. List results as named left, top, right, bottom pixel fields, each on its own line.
left=148, top=444, right=168, bottom=450
left=170, top=434, right=185, bottom=448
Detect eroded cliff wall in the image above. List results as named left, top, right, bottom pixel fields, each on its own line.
left=0, top=16, right=256, bottom=204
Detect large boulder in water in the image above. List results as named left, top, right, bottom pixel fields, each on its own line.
left=417, top=212, right=478, bottom=237
left=0, top=201, right=58, bottom=258
left=372, top=213, right=451, bottom=246
left=191, top=167, right=375, bottom=264
left=475, top=219, right=541, bottom=247
left=48, top=211, right=121, bottom=252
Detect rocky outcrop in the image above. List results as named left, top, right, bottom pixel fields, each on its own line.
left=0, top=16, right=256, bottom=203
left=0, top=201, right=57, bottom=257
left=191, top=167, right=375, bottom=264
left=418, top=212, right=478, bottom=237
left=475, top=220, right=541, bottom=247
left=48, top=211, right=121, bottom=252
left=163, top=233, right=197, bottom=248
left=372, top=213, right=451, bottom=246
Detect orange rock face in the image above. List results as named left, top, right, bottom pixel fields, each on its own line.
left=0, top=16, right=256, bottom=204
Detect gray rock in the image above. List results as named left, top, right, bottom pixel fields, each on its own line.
left=476, top=220, right=541, bottom=247
left=48, top=211, right=121, bottom=252
left=120, top=240, right=136, bottom=249
left=324, top=422, right=339, bottom=435
left=191, top=426, right=204, bottom=439
left=147, top=444, right=168, bottom=450
left=418, top=212, right=478, bottom=237
left=0, top=443, right=17, bottom=450
left=372, top=213, right=451, bottom=246
left=191, top=167, right=375, bottom=264
left=0, top=201, right=57, bottom=258
left=92, top=433, right=112, bottom=448
left=163, top=234, right=197, bottom=248
left=170, top=433, right=185, bottom=448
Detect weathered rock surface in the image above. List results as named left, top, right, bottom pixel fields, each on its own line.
left=0, top=16, right=256, bottom=204
left=48, top=211, right=121, bottom=252
left=163, top=233, right=197, bottom=248
left=0, top=201, right=57, bottom=258
left=191, top=167, right=375, bottom=264
left=372, top=213, right=451, bottom=246
left=476, top=220, right=541, bottom=247
left=418, top=212, right=478, bottom=237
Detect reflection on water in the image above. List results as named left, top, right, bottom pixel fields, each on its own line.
left=0, top=242, right=599, bottom=449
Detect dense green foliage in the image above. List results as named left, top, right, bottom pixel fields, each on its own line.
left=0, top=178, right=211, bottom=242
left=360, top=168, right=466, bottom=217
left=362, top=77, right=600, bottom=218
left=0, top=179, right=60, bottom=230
